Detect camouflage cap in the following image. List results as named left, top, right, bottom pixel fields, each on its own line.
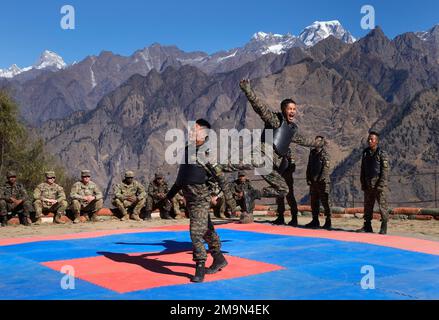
left=238, top=171, right=246, bottom=177
left=125, top=170, right=135, bottom=178
left=81, top=170, right=91, bottom=177
left=6, top=171, right=17, bottom=178
left=45, top=171, right=56, bottom=178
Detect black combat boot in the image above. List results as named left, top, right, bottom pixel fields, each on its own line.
left=73, top=212, right=81, bottom=224
left=379, top=220, right=387, bottom=235
left=161, top=212, right=172, bottom=220
left=143, top=210, right=152, bottom=221
left=288, top=214, right=298, bottom=227
left=356, top=221, right=373, bottom=233
left=206, top=252, right=228, bottom=274
left=191, top=262, right=206, bottom=283
left=322, top=216, right=332, bottom=230
left=21, top=215, right=31, bottom=226
left=272, top=215, right=285, bottom=225
left=305, top=217, right=320, bottom=229
left=53, top=213, right=66, bottom=224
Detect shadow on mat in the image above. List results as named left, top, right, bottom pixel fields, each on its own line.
left=254, top=220, right=360, bottom=233
left=97, top=250, right=194, bottom=279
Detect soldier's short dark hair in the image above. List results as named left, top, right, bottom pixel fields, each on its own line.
left=315, top=135, right=324, bottom=140
left=368, top=131, right=380, bottom=138
left=196, top=118, right=211, bottom=129
left=280, top=98, right=297, bottom=111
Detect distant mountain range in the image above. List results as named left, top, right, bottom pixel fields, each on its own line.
left=1, top=20, right=438, bottom=206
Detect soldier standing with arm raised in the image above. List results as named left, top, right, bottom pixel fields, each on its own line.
left=239, top=79, right=325, bottom=227
left=357, top=131, right=390, bottom=235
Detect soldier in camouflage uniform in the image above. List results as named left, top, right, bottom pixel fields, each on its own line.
left=172, top=190, right=187, bottom=218
left=33, top=171, right=68, bottom=225
left=305, top=136, right=332, bottom=229
left=208, top=181, right=227, bottom=219
left=357, top=131, right=390, bottom=235
left=70, top=170, right=104, bottom=223
left=166, top=119, right=238, bottom=283
left=239, top=79, right=325, bottom=227
left=144, top=172, right=172, bottom=220
left=231, top=171, right=261, bottom=223
left=112, top=171, right=146, bottom=221
left=0, top=171, right=32, bottom=226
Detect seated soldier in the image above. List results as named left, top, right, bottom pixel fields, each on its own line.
left=231, top=171, right=261, bottom=224
left=33, top=171, right=68, bottom=225
left=144, top=172, right=172, bottom=220
left=70, top=170, right=104, bottom=223
left=0, top=171, right=32, bottom=226
left=172, top=190, right=187, bottom=218
left=112, top=170, right=146, bottom=221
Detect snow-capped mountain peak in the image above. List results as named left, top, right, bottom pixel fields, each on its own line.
left=33, top=50, right=66, bottom=70
left=299, top=20, right=356, bottom=46
left=252, top=31, right=283, bottom=41
left=0, top=50, right=66, bottom=78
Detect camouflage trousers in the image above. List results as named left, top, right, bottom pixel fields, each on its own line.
left=0, top=199, right=32, bottom=217
left=145, top=195, right=172, bottom=218
left=71, top=199, right=103, bottom=214
left=183, top=184, right=221, bottom=262
left=237, top=142, right=298, bottom=216
left=112, top=198, right=145, bottom=216
left=364, top=188, right=389, bottom=222
left=34, top=199, right=68, bottom=217
left=310, top=181, right=331, bottom=218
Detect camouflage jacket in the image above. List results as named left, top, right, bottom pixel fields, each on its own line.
left=241, top=85, right=323, bottom=162
left=306, top=148, right=331, bottom=184
left=147, top=180, right=169, bottom=202
left=70, top=181, right=103, bottom=203
left=113, top=180, right=146, bottom=201
left=33, top=182, right=66, bottom=203
left=360, top=147, right=389, bottom=190
left=0, top=182, right=29, bottom=201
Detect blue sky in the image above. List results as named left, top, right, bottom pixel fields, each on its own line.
left=1, top=0, right=438, bottom=68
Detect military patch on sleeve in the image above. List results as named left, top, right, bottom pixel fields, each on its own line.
left=383, top=160, right=389, bottom=168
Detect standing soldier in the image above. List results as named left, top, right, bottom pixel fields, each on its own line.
left=70, top=170, right=104, bottom=223
left=166, top=119, right=238, bottom=283
left=144, top=173, right=172, bottom=220
left=0, top=171, right=32, bottom=226
left=112, top=171, right=146, bottom=221
left=239, top=79, right=325, bottom=227
left=357, top=131, right=390, bottom=235
left=33, top=171, right=68, bottom=225
left=305, top=136, right=332, bottom=229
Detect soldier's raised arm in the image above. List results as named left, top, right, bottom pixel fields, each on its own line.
left=239, top=79, right=280, bottom=128
left=291, top=130, right=325, bottom=148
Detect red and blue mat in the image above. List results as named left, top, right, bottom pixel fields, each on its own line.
left=1, top=223, right=438, bottom=300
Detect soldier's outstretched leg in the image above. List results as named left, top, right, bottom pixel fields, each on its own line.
left=377, top=190, right=389, bottom=235
left=284, top=166, right=298, bottom=227
left=204, top=215, right=228, bottom=274
left=189, top=202, right=210, bottom=283
left=88, top=199, right=104, bottom=222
